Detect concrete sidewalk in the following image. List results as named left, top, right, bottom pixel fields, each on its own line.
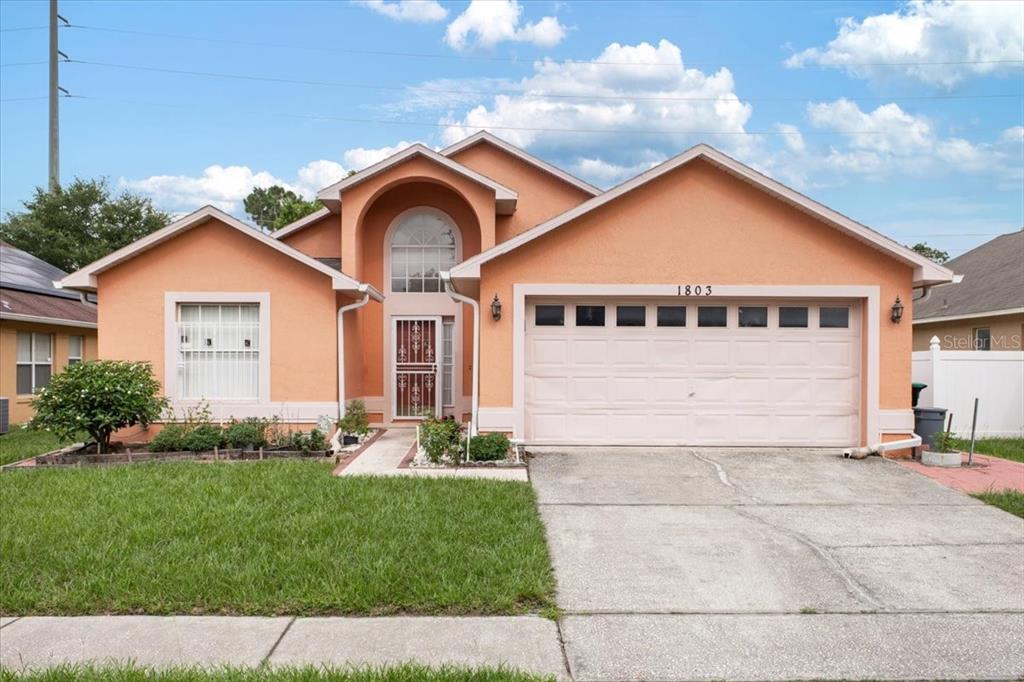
left=0, top=615, right=567, bottom=678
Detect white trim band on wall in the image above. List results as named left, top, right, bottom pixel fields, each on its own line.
left=165, top=400, right=338, bottom=423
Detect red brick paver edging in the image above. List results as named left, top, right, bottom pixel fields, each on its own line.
left=900, top=453, right=1024, bottom=494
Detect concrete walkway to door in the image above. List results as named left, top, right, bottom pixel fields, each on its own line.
left=530, top=447, right=1024, bottom=681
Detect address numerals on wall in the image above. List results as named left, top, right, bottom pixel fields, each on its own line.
left=677, top=284, right=714, bottom=296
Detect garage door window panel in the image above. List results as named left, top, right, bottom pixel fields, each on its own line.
left=616, top=306, right=646, bottom=327
left=657, top=306, right=686, bottom=327
left=739, top=306, right=768, bottom=328
left=535, top=305, right=564, bottom=326
left=576, top=305, right=605, bottom=327
left=698, top=306, right=728, bottom=327
left=820, top=307, right=850, bottom=328
left=779, top=307, right=809, bottom=328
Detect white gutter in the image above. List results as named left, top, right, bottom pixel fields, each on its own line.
left=441, top=272, right=479, bottom=437
left=337, top=285, right=373, bottom=420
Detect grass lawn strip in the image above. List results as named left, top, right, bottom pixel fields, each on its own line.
left=951, top=437, right=1024, bottom=463
left=0, top=461, right=554, bottom=616
left=0, top=665, right=554, bottom=682
left=0, top=428, right=85, bottom=467
left=972, top=489, right=1024, bottom=518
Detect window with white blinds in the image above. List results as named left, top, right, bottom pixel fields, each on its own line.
left=177, top=304, right=260, bottom=400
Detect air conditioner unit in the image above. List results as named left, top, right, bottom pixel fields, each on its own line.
left=0, top=397, right=9, bottom=435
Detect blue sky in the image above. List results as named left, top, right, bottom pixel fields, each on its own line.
left=1, top=0, right=1021, bottom=258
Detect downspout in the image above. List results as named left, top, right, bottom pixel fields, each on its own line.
left=843, top=433, right=922, bottom=460
left=441, top=272, right=479, bottom=437
left=337, top=285, right=372, bottom=421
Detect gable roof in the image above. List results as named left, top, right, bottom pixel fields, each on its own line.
left=914, top=230, right=1023, bottom=322
left=272, top=206, right=332, bottom=240
left=59, top=206, right=383, bottom=300
left=450, top=144, right=955, bottom=287
left=316, top=143, right=518, bottom=214
left=441, top=131, right=601, bottom=196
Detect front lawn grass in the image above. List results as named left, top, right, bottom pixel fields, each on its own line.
left=951, top=437, right=1024, bottom=463
left=0, top=461, right=554, bottom=616
left=972, top=489, right=1024, bottom=518
left=0, top=426, right=85, bottom=466
left=0, top=665, right=553, bottom=682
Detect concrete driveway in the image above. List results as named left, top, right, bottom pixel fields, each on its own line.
left=530, top=448, right=1024, bottom=681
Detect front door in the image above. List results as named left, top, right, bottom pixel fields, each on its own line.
left=392, top=317, right=441, bottom=419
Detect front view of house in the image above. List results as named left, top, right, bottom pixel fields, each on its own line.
left=60, top=132, right=955, bottom=448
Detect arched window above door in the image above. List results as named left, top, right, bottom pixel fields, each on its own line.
left=389, top=209, right=458, bottom=293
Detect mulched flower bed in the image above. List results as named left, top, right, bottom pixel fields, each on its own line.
left=10, top=442, right=333, bottom=470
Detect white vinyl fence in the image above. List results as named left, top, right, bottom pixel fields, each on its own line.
left=912, top=336, right=1024, bottom=437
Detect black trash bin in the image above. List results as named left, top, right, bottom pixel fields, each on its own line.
left=914, top=407, right=947, bottom=447
left=911, top=382, right=927, bottom=407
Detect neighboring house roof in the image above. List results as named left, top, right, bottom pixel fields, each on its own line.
left=59, top=206, right=383, bottom=300
left=450, top=144, right=955, bottom=287
left=0, top=241, right=80, bottom=301
left=0, top=242, right=97, bottom=327
left=315, top=144, right=518, bottom=214
left=0, top=287, right=97, bottom=328
left=441, top=131, right=602, bottom=196
left=914, top=230, right=1024, bottom=323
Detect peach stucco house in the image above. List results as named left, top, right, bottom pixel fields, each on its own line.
left=59, top=132, right=955, bottom=449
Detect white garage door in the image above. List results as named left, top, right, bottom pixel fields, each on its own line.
left=524, top=299, right=861, bottom=446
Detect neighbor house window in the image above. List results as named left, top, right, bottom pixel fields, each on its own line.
left=973, top=327, right=991, bottom=351
left=177, top=304, right=259, bottom=400
left=67, top=335, right=84, bottom=365
left=535, top=305, right=564, bottom=326
left=820, top=307, right=850, bottom=328
left=657, top=306, right=686, bottom=327
left=16, top=332, right=52, bottom=394
left=576, top=305, right=605, bottom=327
left=698, top=306, right=727, bottom=327
left=779, top=307, right=808, bottom=328
left=738, top=306, right=768, bottom=328
left=442, top=319, right=454, bottom=407
left=616, top=306, right=646, bottom=327
left=390, top=210, right=457, bottom=293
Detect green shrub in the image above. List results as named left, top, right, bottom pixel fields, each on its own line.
left=182, top=424, right=225, bottom=452
left=148, top=424, right=187, bottom=452
left=933, top=428, right=959, bottom=453
left=338, top=399, right=370, bottom=436
left=223, top=418, right=269, bottom=449
left=419, top=416, right=463, bottom=464
left=30, top=360, right=166, bottom=453
left=290, top=428, right=327, bottom=453
left=469, top=432, right=510, bottom=461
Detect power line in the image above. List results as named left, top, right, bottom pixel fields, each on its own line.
left=65, top=59, right=1024, bottom=104
left=0, top=25, right=49, bottom=32
left=0, top=61, right=50, bottom=68
left=59, top=94, right=1019, bottom=137
left=65, top=23, right=1024, bottom=69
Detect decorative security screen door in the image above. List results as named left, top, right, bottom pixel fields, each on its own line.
left=392, top=317, right=442, bottom=419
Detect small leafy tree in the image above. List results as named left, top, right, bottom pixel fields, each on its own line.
left=910, top=242, right=950, bottom=264
left=31, top=360, right=166, bottom=453
left=337, top=399, right=370, bottom=436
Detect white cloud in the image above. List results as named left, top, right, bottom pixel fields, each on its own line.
left=786, top=0, right=1024, bottom=88
left=572, top=154, right=665, bottom=186
left=356, top=0, right=448, bottom=23
left=775, top=123, right=806, bottom=154
left=444, top=0, right=566, bottom=51
left=342, top=140, right=419, bottom=170
left=807, top=99, right=933, bottom=155
left=120, top=142, right=423, bottom=214
left=1001, top=126, right=1024, bottom=145
left=437, top=39, right=756, bottom=186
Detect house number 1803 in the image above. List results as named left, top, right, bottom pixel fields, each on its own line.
left=678, top=285, right=713, bottom=296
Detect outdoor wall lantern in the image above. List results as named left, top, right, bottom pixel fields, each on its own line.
left=890, top=296, right=904, bottom=323
left=490, top=294, right=502, bottom=321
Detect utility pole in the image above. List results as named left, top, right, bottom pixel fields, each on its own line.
left=48, top=0, right=59, bottom=190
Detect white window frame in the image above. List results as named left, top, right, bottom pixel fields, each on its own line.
left=67, top=335, right=84, bottom=365
left=16, top=332, right=53, bottom=395
left=164, top=292, right=271, bottom=406
left=386, top=207, right=461, bottom=295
